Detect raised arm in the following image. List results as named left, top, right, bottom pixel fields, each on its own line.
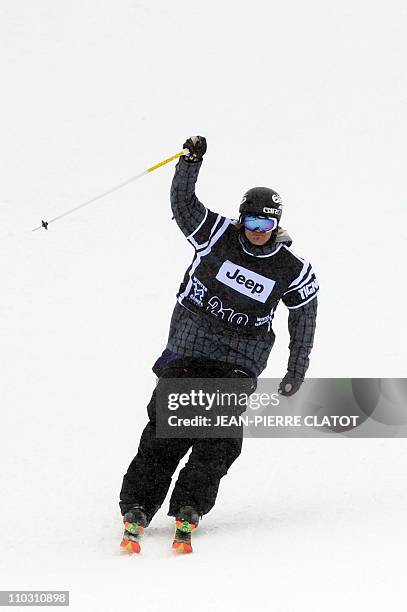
left=171, top=136, right=231, bottom=250
left=170, top=136, right=230, bottom=248
left=170, top=154, right=206, bottom=238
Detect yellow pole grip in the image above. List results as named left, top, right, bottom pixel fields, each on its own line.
left=146, top=150, right=185, bottom=173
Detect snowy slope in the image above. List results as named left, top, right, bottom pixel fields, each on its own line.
left=1, top=1, right=407, bottom=610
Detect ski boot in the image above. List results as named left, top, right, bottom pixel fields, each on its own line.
left=120, top=505, right=148, bottom=554
left=172, top=506, right=200, bottom=554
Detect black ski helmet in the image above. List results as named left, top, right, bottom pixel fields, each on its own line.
left=239, top=187, right=283, bottom=223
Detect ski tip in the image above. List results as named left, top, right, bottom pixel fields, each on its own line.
left=120, top=538, right=141, bottom=554
left=172, top=541, right=193, bottom=554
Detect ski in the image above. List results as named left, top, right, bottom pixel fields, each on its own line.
left=120, top=506, right=148, bottom=554
left=172, top=507, right=199, bottom=554
left=172, top=518, right=197, bottom=553
left=120, top=521, right=144, bottom=554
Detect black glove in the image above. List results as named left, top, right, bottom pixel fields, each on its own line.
left=278, top=373, right=303, bottom=396
left=183, top=136, right=207, bottom=162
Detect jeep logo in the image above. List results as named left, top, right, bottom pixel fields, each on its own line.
left=226, top=268, right=264, bottom=295
left=216, top=261, right=276, bottom=303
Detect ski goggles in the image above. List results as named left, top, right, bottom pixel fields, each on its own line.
left=242, top=215, right=278, bottom=232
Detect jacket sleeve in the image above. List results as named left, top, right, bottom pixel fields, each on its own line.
left=281, top=260, right=319, bottom=310
left=170, top=156, right=229, bottom=249
left=286, top=297, right=318, bottom=379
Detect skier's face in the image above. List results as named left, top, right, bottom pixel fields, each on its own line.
left=244, top=228, right=273, bottom=246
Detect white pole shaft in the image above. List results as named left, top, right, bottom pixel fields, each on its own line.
left=32, top=171, right=148, bottom=232
left=32, top=149, right=186, bottom=232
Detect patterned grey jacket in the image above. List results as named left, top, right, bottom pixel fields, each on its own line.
left=158, top=156, right=318, bottom=378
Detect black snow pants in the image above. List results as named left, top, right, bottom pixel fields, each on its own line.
left=119, top=358, right=256, bottom=523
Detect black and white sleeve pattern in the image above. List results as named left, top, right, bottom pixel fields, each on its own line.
left=170, top=156, right=229, bottom=249
left=282, top=259, right=319, bottom=309
left=287, top=297, right=318, bottom=379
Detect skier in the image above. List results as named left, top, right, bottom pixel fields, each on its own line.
left=120, top=136, right=319, bottom=553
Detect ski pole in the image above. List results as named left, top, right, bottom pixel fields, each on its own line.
left=32, top=149, right=187, bottom=232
